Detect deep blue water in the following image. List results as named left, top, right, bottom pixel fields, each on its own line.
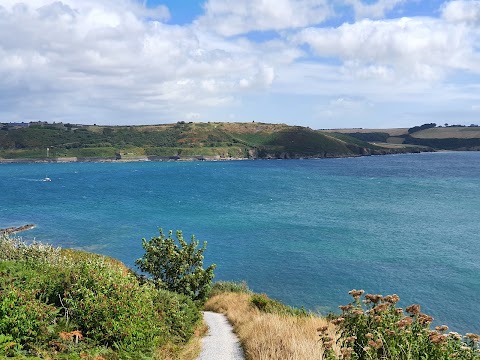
left=1, top=152, right=479, bottom=333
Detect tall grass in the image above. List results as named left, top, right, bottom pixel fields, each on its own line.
left=204, top=285, right=340, bottom=359
left=205, top=283, right=480, bottom=360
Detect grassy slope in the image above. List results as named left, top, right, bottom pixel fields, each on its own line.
left=0, top=122, right=419, bottom=160
left=324, top=126, right=480, bottom=150
left=0, top=236, right=203, bottom=359
left=206, top=283, right=480, bottom=360
left=411, top=127, right=480, bottom=139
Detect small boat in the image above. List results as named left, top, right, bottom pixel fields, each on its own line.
left=43, top=177, right=52, bottom=182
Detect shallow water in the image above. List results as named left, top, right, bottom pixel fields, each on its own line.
left=1, top=152, right=479, bottom=333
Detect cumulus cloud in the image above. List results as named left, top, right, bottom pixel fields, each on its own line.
left=1, top=0, right=480, bottom=128
left=294, top=17, right=480, bottom=81
left=0, top=0, right=282, bottom=123
left=196, top=0, right=332, bottom=36
left=441, top=0, right=480, bottom=24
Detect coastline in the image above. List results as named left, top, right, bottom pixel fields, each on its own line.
left=1, top=224, right=36, bottom=235
left=0, top=147, right=435, bottom=165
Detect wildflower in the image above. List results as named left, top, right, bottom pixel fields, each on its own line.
left=418, top=313, right=434, bottom=325
left=363, top=346, right=371, bottom=352
left=348, top=289, right=365, bottom=299
left=435, top=325, right=449, bottom=332
left=352, top=309, right=364, bottom=315
left=395, top=308, right=404, bottom=315
left=324, top=340, right=334, bottom=350
left=397, top=316, right=413, bottom=328
left=340, top=347, right=354, bottom=360
left=365, top=294, right=383, bottom=304
left=317, top=326, right=328, bottom=333
left=429, top=333, right=447, bottom=344
left=365, top=333, right=374, bottom=340
left=448, top=332, right=462, bottom=341
left=339, top=304, right=354, bottom=312
left=405, top=304, right=420, bottom=315
left=368, top=339, right=383, bottom=349
left=386, top=329, right=396, bottom=337
left=346, top=336, right=357, bottom=344
left=373, top=315, right=382, bottom=323
left=465, top=333, right=480, bottom=342
left=383, top=294, right=400, bottom=304
left=331, top=317, right=345, bottom=325
left=373, top=303, right=389, bottom=313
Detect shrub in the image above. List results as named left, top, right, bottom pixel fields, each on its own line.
left=209, top=281, right=252, bottom=297
left=251, top=294, right=308, bottom=317
left=325, top=290, right=480, bottom=360
left=0, top=235, right=201, bottom=357
left=136, top=229, right=216, bottom=303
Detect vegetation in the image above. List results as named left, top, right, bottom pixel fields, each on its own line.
left=205, top=283, right=479, bottom=360
left=0, top=234, right=203, bottom=359
left=205, top=283, right=337, bottom=359
left=329, top=123, right=480, bottom=151
left=2, top=231, right=479, bottom=359
left=136, top=229, right=216, bottom=304
left=408, top=123, right=437, bottom=134
left=0, top=121, right=426, bottom=161
left=325, top=290, right=480, bottom=360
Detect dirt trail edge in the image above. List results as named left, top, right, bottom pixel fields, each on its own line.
left=197, top=311, right=245, bottom=360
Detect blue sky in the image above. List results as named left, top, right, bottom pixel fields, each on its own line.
left=0, top=0, right=479, bottom=128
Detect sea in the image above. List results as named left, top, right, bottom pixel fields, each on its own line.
left=1, top=151, right=479, bottom=333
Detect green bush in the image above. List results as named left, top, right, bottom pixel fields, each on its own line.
left=250, top=294, right=307, bottom=317
left=0, top=235, right=201, bottom=358
left=209, top=281, right=252, bottom=297
left=136, top=229, right=216, bottom=303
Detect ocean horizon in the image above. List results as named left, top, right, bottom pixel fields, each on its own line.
left=1, top=151, right=479, bottom=333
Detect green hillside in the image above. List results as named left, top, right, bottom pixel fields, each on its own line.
left=0, top=122, right=426, bottom=161
left=325, top=124, right=480, bottom=151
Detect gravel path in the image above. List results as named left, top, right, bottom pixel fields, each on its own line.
left=197, top=311, right=244, bottom=360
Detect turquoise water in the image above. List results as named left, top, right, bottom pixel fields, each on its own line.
left=1, top=152, right=479, bottom=333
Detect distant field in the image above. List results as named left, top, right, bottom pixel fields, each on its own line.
left=412, top=127, right=480, bottom=139
left=322, top=128, right=409, bottom=136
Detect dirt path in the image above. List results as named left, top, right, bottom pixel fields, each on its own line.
left=198, top=311, right=244, bottom=360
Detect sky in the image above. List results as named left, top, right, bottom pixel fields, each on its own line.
left=0, top=0, right=479, bottom=129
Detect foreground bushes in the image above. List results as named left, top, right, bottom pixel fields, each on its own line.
left=324, top=290, right=480, bottom=360
left=207, top=282, right=480, bottom=360
left=0, top=235, right=201, bottom=358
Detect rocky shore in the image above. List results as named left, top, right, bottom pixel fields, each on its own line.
left=1, top=224, right=36, bottom=235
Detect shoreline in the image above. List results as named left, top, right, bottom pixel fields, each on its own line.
left=0, top=148, right=436, bottom=165
left=1, top=224, right=36, bottom=235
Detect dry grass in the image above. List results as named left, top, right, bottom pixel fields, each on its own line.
left=204, top=292, right=341, bottom=360
left=412, top=127, right=480, bottom=139
left=322, top=128, right=409, bottom=136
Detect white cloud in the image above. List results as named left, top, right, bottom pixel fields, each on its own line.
left=343, top=0, right=407, bottom=20
left=0, top=0, right=281, bottom=123
left=196, top=0, right=332, bottom=36
left=185, top=112, right=201, bottom=120
left=442, top=0, right=480, bottom=24
left=294, top=16, right=480, bottom=81
left=239, top=66, right=275, bottom=89
left=0, top=0, right=480, bottom=128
